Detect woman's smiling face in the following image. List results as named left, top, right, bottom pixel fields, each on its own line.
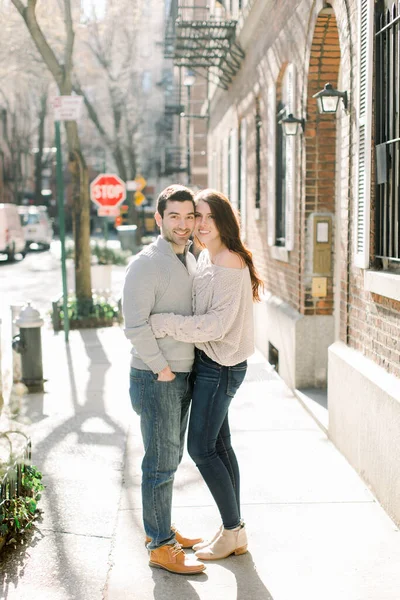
left=195, top=200, right=221, bottom=245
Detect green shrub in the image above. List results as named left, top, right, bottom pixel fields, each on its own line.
left=65, top=240, right=130, bottom=265
left=52, top=293, right=122, bottom=330
left=0, top=464, right=44, bottom=546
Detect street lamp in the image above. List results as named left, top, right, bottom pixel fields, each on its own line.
left=279, top=113, right=305, bottom=136
left=313, top=83, right=348, bottom=114
left=183, top=69, right=196, bottom=185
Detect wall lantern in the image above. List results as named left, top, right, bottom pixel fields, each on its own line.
left=183, top=69, right=196, bottom=88
left=279, top=113, right=305, bottom=136
left=312, top=82, right=348, bottom=114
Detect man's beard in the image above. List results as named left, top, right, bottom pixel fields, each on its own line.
left=163, top=229, right=190, bottom=246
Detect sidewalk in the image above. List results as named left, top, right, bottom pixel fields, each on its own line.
left=1, top=325, right=399, bottom=600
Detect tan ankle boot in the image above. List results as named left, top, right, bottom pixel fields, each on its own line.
left=195, top=524, right=248, bottom=560
left=192, top=525, right=223, bottom=551
left=149, top=543, right=206, bottom=574
left=145, top=524, right=203, bottom=549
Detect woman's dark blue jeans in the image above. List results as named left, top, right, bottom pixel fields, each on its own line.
left=188, top=349, right=247, bottom=530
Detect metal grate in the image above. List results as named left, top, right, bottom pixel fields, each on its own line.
left=165, top=2, right=244, bottom=90
left=375, top=3, right=400, bottom=263
left=158, top=145, right=187, bottom=177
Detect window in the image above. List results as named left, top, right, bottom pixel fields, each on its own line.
left=374, top=2, right=400, bottom=266
left=142, top=71, right=152, bottom=94
left=229, top=128, right=238, bottom=209
left=239, top=119, right=248, bottom=238
left=267, top=65, right=296, bottom=251
left=275, top=100, right=286, bottom=246
left=255, top=98, right=261, bottom=210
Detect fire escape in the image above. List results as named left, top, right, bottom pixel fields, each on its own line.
left=159, top=1, right=245, bottom=179
left=165, top=1, right=245, bottom=90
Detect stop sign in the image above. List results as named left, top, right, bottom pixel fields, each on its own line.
left=90, top=173, right=126, bottom=208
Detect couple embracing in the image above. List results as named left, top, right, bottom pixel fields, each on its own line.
left=122, top=185, right=263, bottom=575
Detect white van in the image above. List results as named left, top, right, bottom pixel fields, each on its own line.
left=0, top=203, right=26, bottom=260
left=18, top=205, right=53, bottom=250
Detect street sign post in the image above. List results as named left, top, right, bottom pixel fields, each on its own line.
left=52, top=95, right=84, bottom=343
left=90, top=173, right=127, bottom=209
left=133, top=175, right=147, bottom=207
left=90, top=174, right=126, bottom=244
left=134, top=191, right=146, bottom=206
left=53, top=96, right=83, bottom=121
left=134, top=175, right=147, bottom=192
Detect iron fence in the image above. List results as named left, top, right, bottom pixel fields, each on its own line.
left=0, top=432, right=32, bottom=502
left=375, top=2, right=400, bottom=263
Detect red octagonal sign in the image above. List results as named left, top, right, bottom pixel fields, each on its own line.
left=90, top=173, right=126, bottom=208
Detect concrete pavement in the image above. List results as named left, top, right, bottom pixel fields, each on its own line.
left=1, top=324, right=399, bottom=600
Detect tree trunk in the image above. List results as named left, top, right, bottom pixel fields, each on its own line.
left=64, top=121, right=92, bottom=303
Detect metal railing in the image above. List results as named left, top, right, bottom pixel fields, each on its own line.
left=0, top=432, right=32, bottom=502
left=158, top=146, right=187, bottom=177
left=375, top=3, right=400, bottom=263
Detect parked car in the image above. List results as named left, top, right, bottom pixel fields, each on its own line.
left=18, top=205, right=53, bottom=250
left=0, top=203, right=26, bottom=261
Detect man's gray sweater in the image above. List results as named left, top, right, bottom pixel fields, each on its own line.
left=122, top=236, right=196, bottom=373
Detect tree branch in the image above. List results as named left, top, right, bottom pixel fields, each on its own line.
left=11, top=0, right=64, bottom=87
left=73, top=79, right=113, bottom=147
left=63, top=0, right=74, bottom=80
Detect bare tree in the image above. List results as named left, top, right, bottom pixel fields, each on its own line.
left=11, top=0, right=92, bottom=303
left=73, top=0, right=142, bottom=182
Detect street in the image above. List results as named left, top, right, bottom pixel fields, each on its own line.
left=0, top=241, right=127, bottom=318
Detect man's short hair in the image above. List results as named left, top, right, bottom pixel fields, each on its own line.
left=156, top=185, right=195, bottom=218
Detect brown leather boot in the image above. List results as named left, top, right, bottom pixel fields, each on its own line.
left=145, top=524, right=203, bottom=549
left=149, top=543, right=206, bottom=574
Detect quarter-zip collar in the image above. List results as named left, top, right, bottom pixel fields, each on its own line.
left=156, top=235, right=192, bottom=262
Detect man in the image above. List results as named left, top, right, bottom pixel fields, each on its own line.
left=122, top=185, right=205, bottom=575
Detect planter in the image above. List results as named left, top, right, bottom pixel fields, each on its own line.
left=51, top=295, right=122, bottom=331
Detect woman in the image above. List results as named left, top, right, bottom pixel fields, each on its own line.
left=150, top=189, right=263, bottom=561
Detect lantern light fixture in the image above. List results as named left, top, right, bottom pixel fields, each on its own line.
left=279, top=113, right=305, bottom=136
left=183, top=69, right=196, bottom=87
left=313, top=82, right=348, bottom=114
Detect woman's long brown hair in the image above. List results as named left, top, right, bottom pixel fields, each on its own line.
left=195, top=189, right=264, bottom=301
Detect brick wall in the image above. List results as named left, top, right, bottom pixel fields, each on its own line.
left=208, top=0, right=400, bottom=379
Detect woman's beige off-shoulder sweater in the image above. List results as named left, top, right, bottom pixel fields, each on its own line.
left=150, top=249, right=254, bottom=366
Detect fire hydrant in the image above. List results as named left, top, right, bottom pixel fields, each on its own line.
left=12, top=302, right=44, bottom=392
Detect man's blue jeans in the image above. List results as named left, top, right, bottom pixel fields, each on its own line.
left=129, top=368, right=192, bottom=550
left=188, top=350, right=247, bottom=530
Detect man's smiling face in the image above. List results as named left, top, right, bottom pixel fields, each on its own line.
left=155, top=200, right=195, bottom=252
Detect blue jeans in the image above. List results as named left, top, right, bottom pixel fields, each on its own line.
left=188, top=350, right=247, bottom=530
left=129, top=368, right=192, bottom=550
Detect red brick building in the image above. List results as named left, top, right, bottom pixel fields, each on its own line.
left=166, top=0, right=400, bottom=526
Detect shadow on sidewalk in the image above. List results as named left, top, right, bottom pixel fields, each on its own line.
left=1, top=329, right=128, bottom=600
left=226, top=552, right=274, bottom=600
left=152, top=569, right=207, bottom=599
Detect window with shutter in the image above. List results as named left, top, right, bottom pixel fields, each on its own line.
left=229, top=128, right=239, bottom=208
left=267, top=85, right=276, bottom=246
left=239, top=119, right=248, bottom=239
left=223, top=137, right=229, bottom=198
left=354, top=0, right=373, bottom=268
left=255, top=98, right=262, bottom=212
left=285, top=64, right=296, bottom=251
left=270, top=64, right=297, bottom=250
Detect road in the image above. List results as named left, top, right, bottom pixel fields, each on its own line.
left=0, top=241, right=127, bottom=407
left=0, top=241, right=127, bottom=318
